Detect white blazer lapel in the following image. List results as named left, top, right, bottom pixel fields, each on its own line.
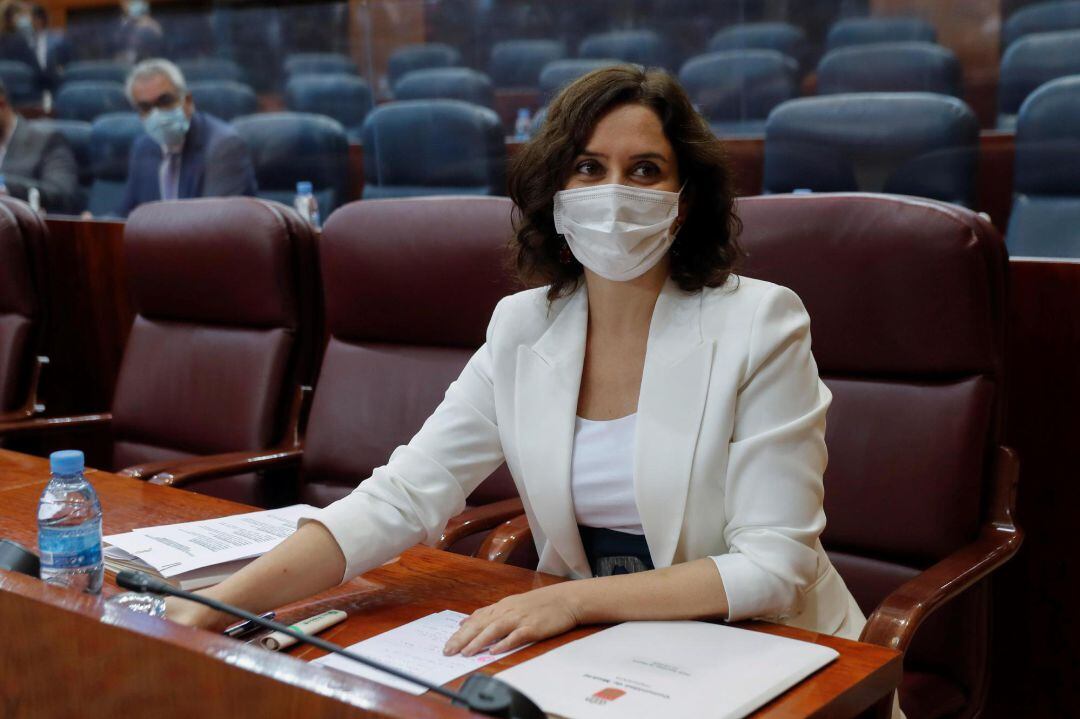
left=635, top=280, right=715, bottom=568
left=514, top=287, right=592, bottom=577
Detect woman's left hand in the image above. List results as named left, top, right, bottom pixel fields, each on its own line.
left=443, top=585, right=582, bottom=657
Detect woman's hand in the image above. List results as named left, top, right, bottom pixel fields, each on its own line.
left=165, top=595, right=232, bottom=631
left=443, top=584, right=582, bottom=657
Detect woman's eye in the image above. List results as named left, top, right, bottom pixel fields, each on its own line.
left=632, top=162, right=660, bottom=178
left=576, top=160, right=601, bottom=175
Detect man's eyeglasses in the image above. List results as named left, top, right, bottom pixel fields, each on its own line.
left=134, top=93, right=180, bottom=115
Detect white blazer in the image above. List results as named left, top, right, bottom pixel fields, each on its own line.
left=303, top=274, right=866, bottom=640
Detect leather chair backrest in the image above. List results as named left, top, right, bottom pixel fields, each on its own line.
left=1003, top=0, right=1080, bottom=50
left=304, top=196, right=519, bottom=508
left=538, top=59, right=621, bottom=103
left=679, top=50, right=798, bottom=129
left=112, top=198, right=318, bottom=489
left=387, top=43, right=462, bottom=86
left=998, top=29, right=1080, bottom=128
left=189, top=80, right=258, bottom=122
left=31, top=119, right=93, bottom=189
left=826, top=17, right=937, bottom=51
left=232, top=112, right=350, bottom=213
left=817, top=42, right=962, bottom=97
left=54, top=81, right=129, bottom=122
left=0, top=60, right=41, bottom=105
left=1007, top=75, right=1080, bottom=257
left=284, top=53, right=357, bottom=78
left=764, top=93, right=979, bottom=207
left=393, top=68, right=495, bottom=109
left=360, top=100, right=505, bottom=200
left=707, top=22, right=807, bottom=65
left=489, top=40, right=566, bottom=88
left=61, top=60, right=129, bottom=86
left=578, top=30, right=671, bottom=70
left=0, top=199, right=45, bottom=413
left=178, top=58, right=246, bottom=84
left=87, top=112, right=143, bottom=217
left=284, top=74, right=373, bottom=138
left=737, top=192, right=1006, bottom=712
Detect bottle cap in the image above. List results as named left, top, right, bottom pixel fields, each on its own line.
left=50, top=450, right=84, bottom=475
left=296, top=181, right=313, bottom=194
left=517, top=107, right=529, bottom=116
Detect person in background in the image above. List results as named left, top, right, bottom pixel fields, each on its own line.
left=0, top=0, right=46, bottom=93
left=120, top=59, right=256, bottom=217
left=28, top=4, right=69, bottom=91
left=111, top=0, right=162, bottom=64
left=0, top=76, right=80, bottom=213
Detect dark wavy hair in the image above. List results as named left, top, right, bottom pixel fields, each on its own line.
left=508, top=64, right=742, bottom=301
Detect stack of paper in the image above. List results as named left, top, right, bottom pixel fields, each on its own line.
left=103, top=504, right=316, bottom=590
left=496, top=620, right=839, bottom=719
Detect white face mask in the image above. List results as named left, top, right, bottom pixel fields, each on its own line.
left=553, top=183, right=682, bottom=282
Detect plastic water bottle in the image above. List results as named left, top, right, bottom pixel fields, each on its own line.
left=294, top=181, right=320, bottom=229
left=514, top=108, right=532, bottom=141
left=0, top=173, right=7, bottom=195
left=37, top=450, right=103, bottom=594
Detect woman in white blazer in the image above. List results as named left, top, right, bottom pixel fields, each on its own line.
left=169, top=66, right=867, bottom=663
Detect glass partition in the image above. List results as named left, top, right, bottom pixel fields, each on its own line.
left=0, top=0, right=1070, bottom=238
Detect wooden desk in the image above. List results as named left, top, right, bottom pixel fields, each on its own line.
left=0, top=449, right=901, bottom=718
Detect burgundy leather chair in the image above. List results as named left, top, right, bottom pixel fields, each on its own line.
left=0, top=198, right=320, bottom=506
left=0, top=197, right=48, bottom=423
left=145, top=196, right=535, bottom=564
left=481, top=193, right=1022, bottom=718
left=736, top=193, right=1019, bottom=719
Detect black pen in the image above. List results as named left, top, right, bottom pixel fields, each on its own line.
left=224, top=611, right=275, bottom=639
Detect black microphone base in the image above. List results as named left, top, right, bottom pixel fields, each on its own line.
left=453, top=674, right=545, bottom=719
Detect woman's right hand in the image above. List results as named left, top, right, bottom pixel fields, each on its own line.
left=165, top=594, right=232, bottom=631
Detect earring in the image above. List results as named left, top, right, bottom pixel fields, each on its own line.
left=559, top=241, right=574, bottom=264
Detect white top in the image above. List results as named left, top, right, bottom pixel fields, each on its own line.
left=570, top=413, right=643, bottom=535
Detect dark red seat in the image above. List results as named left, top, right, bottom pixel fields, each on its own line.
left=735, top=193, right=1020, bottom=719
left=146, top=196, right=534, bottom=565
left=0, top=197, right=48, bottom=423
left=0, top=198, right=320, bottom=507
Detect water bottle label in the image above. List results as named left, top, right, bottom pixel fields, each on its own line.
left=39, top=519, right=102, bottom=570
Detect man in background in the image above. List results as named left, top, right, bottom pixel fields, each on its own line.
left=112, top=0, right=162, bottom=64
left=0, top=76, right=80, bottom=213
left=120, top=58, right=256, bottom=217
left=29, top=3, right=70, bottom=90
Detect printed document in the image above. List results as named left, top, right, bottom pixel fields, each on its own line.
left=313, top=610, right=525, bottom=695
left=103, top=504, right=316, bottom=588
left=496, top=620, right=838, bottom=719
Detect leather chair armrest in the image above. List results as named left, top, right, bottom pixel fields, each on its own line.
left=0, top=412, right=112, bottom=437
left=476, top=513, right=533, bottom=564
left=861, top=446, right=1023, bottom=653
left=127, top=449, right=304, bottom=488
left=0, top=356, right=49, bottom=422
left=436, top=497, right=525, bottom=550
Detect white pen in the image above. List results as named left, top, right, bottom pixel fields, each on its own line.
left=259, top=609, right=348, bottom=651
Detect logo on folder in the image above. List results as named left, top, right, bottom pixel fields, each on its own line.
left=586, top=687, right=626, bottom=705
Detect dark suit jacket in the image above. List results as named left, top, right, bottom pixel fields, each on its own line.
left=0, top=32, right=47, bottom=97
left=1, top=116, right=80, bottom=214
left=120, top=111, right=257, bottom=217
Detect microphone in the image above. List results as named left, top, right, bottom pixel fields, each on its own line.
left=116, top=570, right=544, bottom=719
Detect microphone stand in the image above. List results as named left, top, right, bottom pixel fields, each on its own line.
left=116, top=570, right=544, bottom=719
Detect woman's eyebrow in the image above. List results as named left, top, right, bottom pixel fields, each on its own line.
left=577, top=150, right=669, bottom=163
